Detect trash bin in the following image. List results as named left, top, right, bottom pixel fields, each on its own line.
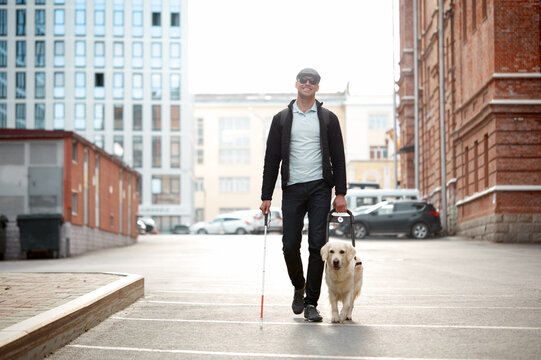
left=17, top=213, right=63, bottom=258
left=0, top=214, right=7, bottom=260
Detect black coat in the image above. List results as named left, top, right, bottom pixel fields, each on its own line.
left=261, top=99, right=347, bottom=201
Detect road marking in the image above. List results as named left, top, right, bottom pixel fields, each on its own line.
left=111, top=316, right=541, bottom=330
left=140, top=300, right=541, bottom=310
left=67, top=344, right=484, bottom=360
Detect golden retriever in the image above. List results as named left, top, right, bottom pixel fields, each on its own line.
left=320, top=241, right=363, bottom=323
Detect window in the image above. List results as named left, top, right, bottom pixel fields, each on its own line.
left=133, top=104, right=142, bottom=130
left=72, top=142, right=78, bottom=162
left=0, top=104, right=6, bottom=128
left=113, top=135, right=123, bottom=158
left=132, top=11, right=143, bottom=37
left=219, top=178, right=250, bottom=193
left=75, top=9, right=86, bottom=36
left=94, top=103, right=104, bottom=130
left=113, top=42, right=124, bottom=67
left=113, top=73, right=124, bottom=99
left=35, top=41, right=45, bottom=67
left=54, top=41, right=64, bottom=67
left=472, top=0, right=477, bottom=31
left=94, top=72, right=104, bottom=99
left=197, top=118, right=204, bottom=146
left=54, top=9, right=65, bottom=36
left=219, top=117, right=250, bottom=164
left=0, top=41, right=5, bottom=66
left=94, top=10, right=105, bottom=36
left=113, top=10, right=124, bottom=36
left=75, top=41, right=86, bottom=67
left=0, top=72, right=5, bottom=98
left=16, top=10, right=26, bottom=36
left=170, top=74, right=180, bottom=100
left=462, top=0, right=467, bottom=41
left=171, top=136, right=180, bottom=168
left=170, top=43, right=181, bottom=69
left=196, top=149, right=203, bottom=164
left=36, top=0, right=45, bottom=4
left=482, top=0, right=487, bottom=19
left=34, top=104, right=45, bottom=129
left=152, top=175, right=180, bottom=204
left=74, top=72, right=86, bottom=98
left=16, top=41, right=26, bottom=67
left=152, top=105, right=161, bottom=130
left=54, top=72, right=64, bottom=98
left=15, top=104, right=26, bottom=129
left=15, top=72, right=25, bottom=99
left=53, top=103, right=64, bottom=129
left=171, top=105, right=180, bottom=131
left=35, top=9, right=45, bottom=36
left=133, top=136, right=143, bottom=167
left=74, top=103, right=86, bottom=130
left=35, top=72, right=45, bottom=98
left=152, top=136, right=161, bottom=168
left=370, top=146, right=388, bottom=160
left=151, top=11, right=162, bottom=37
left=94, top=135, right=104, bottom=149
left=151, top=42, right=162, bottom=68
left=132, top=42, right=143, bottom=68
left=369, top=114, right=389, bottom=130
left=72, top=192, right=78, bottom=215
left=151, top=73, right=162, bottom=100
left=171, top=12, right=180, bottom=27
left=132, top=73, right=143, bottom=99
left=94, top=41, right=105, bottom=67
left=0, top=10, right=7, bottom=36
left=114, top=104, right=123, bottom=130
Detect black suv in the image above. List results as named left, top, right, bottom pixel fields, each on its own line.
left=335, top=200, right=442, bottom=239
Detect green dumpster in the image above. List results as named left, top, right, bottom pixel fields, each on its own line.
left=17, top=213, right=63, bottom=258
left=0, top=214, right=7, bottom=260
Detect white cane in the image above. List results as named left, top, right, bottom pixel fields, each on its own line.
left=259, top=212, right=269, bottom=329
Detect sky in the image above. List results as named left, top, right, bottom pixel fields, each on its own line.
left=187, top=0, right=399, bottom=95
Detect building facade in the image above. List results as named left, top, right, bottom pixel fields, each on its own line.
left=0, top=129, right=140, bottom=259
left=398, top=0, right=541, bottom=241
left=193, top=91, right=396, bottom=222
left=0, top=0, right=191, bottom=233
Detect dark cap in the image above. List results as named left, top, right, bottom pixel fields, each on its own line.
left=296, top=68, right=321, bottom=83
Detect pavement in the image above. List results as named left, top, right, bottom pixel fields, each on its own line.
left=0, top=234, right=540, bottom=360
left=0, top=272, right=144, bottom=360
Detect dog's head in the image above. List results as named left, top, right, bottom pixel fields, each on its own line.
left=320, top=241, right=356, bottom=271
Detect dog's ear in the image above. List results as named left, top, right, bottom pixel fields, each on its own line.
left=320, top=242, right=330, bottom=261
left=346, top=244, right=356, bottom=262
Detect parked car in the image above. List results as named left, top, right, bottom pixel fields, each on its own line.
left=336, top=200, right=442, bottom=239
left=190, top=216, right=254, bottom=235
left=252, top=208, right=283, bottom=234
left=172, top=224, right=190, bottom=234
left=136, top=219, right=147, bottom=234
left=137, top=217, right=157, bottom=234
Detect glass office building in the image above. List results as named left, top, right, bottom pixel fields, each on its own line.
left=0, top=0, right=193, bottom=232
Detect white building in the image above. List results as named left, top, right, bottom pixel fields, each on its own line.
left=0, top=0, right=192, bottom=232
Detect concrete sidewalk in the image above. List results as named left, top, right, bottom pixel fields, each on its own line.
left=0, top=272, right=144, bottom=360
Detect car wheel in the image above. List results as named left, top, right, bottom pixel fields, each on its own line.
left=197, top=229, right=207, bottom=235
left=354, top=223, right=367, bottom=239
left=236, top=228, right=247, bottom=235
left=411, top=223, right=429, bottom=239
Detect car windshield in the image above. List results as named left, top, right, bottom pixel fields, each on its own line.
left=357, top=201, right=388, bottom=214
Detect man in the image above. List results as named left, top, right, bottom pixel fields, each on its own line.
left=260, top=68, right=348, bottom=322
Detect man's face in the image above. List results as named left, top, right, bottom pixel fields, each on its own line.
left=295, top=75, right=319, bottom=98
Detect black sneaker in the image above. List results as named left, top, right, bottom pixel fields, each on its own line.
left=304, top=305, right=323, bottom=322
left=292, top=288, right=304, bottom=314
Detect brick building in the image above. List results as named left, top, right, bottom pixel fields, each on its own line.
left=398, top=0, right=541, bottom=242
left=0, top=129, right=141, bottom=259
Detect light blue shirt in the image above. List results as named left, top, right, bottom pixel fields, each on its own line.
left=288, top=101, right=323, bottom=186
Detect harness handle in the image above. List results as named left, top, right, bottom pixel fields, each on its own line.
left=327, top=209, right=355, bottom=248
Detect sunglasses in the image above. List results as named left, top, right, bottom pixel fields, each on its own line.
left=298, top=76, right=318, bottom=85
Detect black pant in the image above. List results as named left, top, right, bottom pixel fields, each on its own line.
left=281, top=179, right=331, bottom=307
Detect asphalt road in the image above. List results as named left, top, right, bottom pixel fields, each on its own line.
left=1, top=234, right=541, bottom=359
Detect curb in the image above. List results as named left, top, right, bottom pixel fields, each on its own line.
left=0, top=272, right=144, bottom=360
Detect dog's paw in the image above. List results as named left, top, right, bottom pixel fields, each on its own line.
left=331, top=315, right=341, bottom=323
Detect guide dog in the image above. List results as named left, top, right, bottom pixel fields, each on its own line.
left=320, top=241, right=363, bottom=323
